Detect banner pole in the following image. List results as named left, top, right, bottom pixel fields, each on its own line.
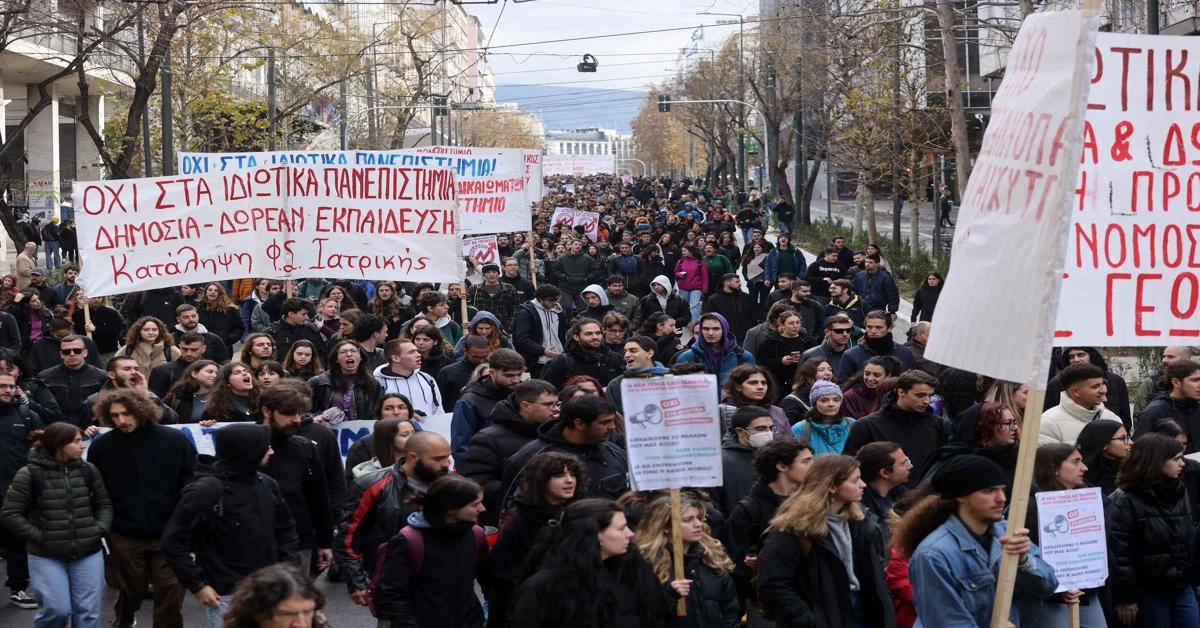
left=1068, top=602, right=1080, bottom=628
left=670, top=488, right=687, bottom=617
left=461, top=285, right=470, bottom=327
left=82, top=302, right=93, bottom=339
left=528, top=231, right=538, bottom=290
left=989, top=388, right=1046, bottom=628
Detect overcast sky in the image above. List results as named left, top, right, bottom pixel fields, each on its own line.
left=469, top=0, right=756, bottom=92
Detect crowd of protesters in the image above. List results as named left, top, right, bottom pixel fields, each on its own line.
left=0, top=173, right=1192, bottom=628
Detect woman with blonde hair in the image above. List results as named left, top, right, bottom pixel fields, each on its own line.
left=757, top=455, right=895, bottom=628
left=635, top=494, right=739, bottom=627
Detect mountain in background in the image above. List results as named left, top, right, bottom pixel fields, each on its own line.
left=496, top=85, right=645, bottom=134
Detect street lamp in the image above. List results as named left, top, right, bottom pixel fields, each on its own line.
left=698, top=11, right=746, bottom=193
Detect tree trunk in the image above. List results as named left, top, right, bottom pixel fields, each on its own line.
left=863, top=177, right=880, bottom=244
left=853, top=179, right=865, bottom=240
left=938, top=0, right=974, bottom=200
left=802, top=157, right=823, bottom=226
left=910, top=148, right=922, bottom=257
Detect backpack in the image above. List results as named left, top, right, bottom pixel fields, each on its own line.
left=27, top=463, right=93, bottom=511
left=751, top=529, right=811, bottom=621
left=365, top=524, right=488, bottom=619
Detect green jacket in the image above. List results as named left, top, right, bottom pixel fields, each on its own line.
left=0, top=449, right=112, bottom=560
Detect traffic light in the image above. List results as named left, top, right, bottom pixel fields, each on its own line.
left=433, top=96, right=449, bottom=117
left=658, top=95, right=671, bottom=113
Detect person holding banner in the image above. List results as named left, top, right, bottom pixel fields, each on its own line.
left=1105, top=433, right=1199, bottom=628
left=469, top=265, right=520, bottom=330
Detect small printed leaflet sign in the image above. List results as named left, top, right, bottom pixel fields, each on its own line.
left=1034, top=487, right=1108, bottom=592
left=620, top=374, right=722, bottom=491
left=550, top=207, right=600, bottom=241
left=463, top=235, right=500, bottom=266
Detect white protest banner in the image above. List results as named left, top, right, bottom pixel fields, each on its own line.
left=621, top=374, right=722, bottom=491
left=925, top=10, right=1099, bottom=384
left=179, top=148, right=538, bottom=234
left=549, top=207, right=600, bottom=241
left=463, top=235, right=500, bottom=266
left=1034, top=487, right=1108, bottom=591
left=543, top=154, right=615, bottom=177
left=73, top=164, right=462, bottom=297
left=1054, top=34, right=1200, bottom=344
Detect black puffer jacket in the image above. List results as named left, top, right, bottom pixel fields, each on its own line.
left=377, top=513, right=491, bottom=628
left=1106, top=480, right=1198, bottom=604
left=673, top=544, right=740, bottom=628
left=1136, top=396, right=1200, bottom=453
left=500, top=420, right=630, bottom=509
left=333, top=463, right=422, bottom=593
left=843, top=399, right=951, bottom=487
left=265, top=432, right=332, bottom=551
left=458, top=396, right=542, bottom=525
left=723, top=480, right=786, bottom=602
left=0, top=449, right=112, bottom=560
left=757, top=512, right=896, bottom=628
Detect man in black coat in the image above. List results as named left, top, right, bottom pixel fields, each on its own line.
left=128, top=287, right=185, bottom=327
left=25, top=317, right=102, bottom=374
left=89, top=389, right=195, bottom=628
left=268, top=298, right=326, bottom=362
left=539, top=319, right=624, bottom=390
left=449, top=349, right=527, bottom=458
left=435, top=337, right=492, bottom=413
left=702, top=273, right=758, bottom=343
left=171, top=305, right=230, bottom=363
left=843, top=370, right=950, bottom=487
left=459, top=380, right=559, bottom=525
left=161, top=424, right=298, bottom=619
left=149, top=332, right=210, bottom=399
left=0, top=372, right=41, bottom=608
left=38, top=334, right=107, bottom=425
left=511, top=286, right=569, bottom=377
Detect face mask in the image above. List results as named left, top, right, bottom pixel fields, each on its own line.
left=748, top=431, right=774, bottom=449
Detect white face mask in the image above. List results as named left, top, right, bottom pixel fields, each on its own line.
left=747, top=431, right=774, bottom=449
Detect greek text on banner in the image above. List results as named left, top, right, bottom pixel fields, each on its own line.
left=73, top=164, right=464, bottom=297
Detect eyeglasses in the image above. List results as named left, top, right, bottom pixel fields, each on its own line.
left=60, top=348, right=85, bottom=355
left=337, top=349, right=360, bottom=356
left=1110, top=435, right=1133, bottom=443
left=532, top=401, right=561, bottom=408
left=998, top=420, right=1018, bottom=430
left=830, top=328, right=852, bottom=335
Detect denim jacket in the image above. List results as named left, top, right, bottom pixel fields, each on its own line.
left=909, top=515, right=1058, bottom=627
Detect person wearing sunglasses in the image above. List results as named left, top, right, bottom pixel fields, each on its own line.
left=801, top=314, right=856, bottom=383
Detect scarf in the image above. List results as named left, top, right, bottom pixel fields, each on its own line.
left=864, top=334, right=895, bottom=356
left=808, top=419, right=852, bottom=457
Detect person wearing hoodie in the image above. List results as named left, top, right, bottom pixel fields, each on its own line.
left=160, top=423, right=298, bottom=628
left=0, top=421, right=111, bottom=627
left=170, top=305, right=230, bottom=363
left=374, top=339, right=444, bottom=418
left=836, top=310, right=916, bottom=382
left=376, top=475, right=491, bottom=628
left=604, top=336, right=670, bottom=413
left=603, top=275, right=641, bottom=321
left=452, top=311, right=514, bottom=361
left=450, top=349, right=527, bottom=458
left=500, top=396, right=629, bottom=508
left=1134, top=360, right=1200, bottom=451
left=512, top=285, right=569, bottom=378
left=551, top=240, right=602, bottom=315
left=0, top=372, right=43, bottom=610
left=459, top=380, right=560, bottom=525
left=88, top=390, right=195, bottom=628
left=541, top=318, right=624, bottom=390
left=635, top=274, right=690, bottom=331
left=702, top=273, right=758, bottom=342
left=1043, top=346, right=1132, bottom=429
left=673, top=313, right=755, bottom=385
left=266, top=298, right=326, bottom=363
left=713, top=406, right=778, bottom=516
left=1040, top=363, right=1123, bottom=446
left=335, top=431, right=450, bottom=608
left=843, top=370, right=950, bottom=487
left=576, top=283, right=615, bottom=322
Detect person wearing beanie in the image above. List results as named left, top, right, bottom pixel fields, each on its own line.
left=161, top=424, right=299, bottom=627
left=792, top=380, right=856, bottom=457
left=893, top=455, right=1058, bottom=628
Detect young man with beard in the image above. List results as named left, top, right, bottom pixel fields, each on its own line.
left=1041, top=362, right=1122, bottom=446
left=0, top=372, right=42, bottom=610
left=78, top=356, right=179, bottom=429
left=336, top=430, right=455, bottom=607
left=540, top=318, right=624, bottom=390
left=267, top=298, right=326, bottom=362
left=768, top=273, right=797, bottom=305
left=635, top=274, right=690, bottom=330
left=603, top=275, right=640, bottom=321
left=902, top=455, right=1056, bottom=627
left=469, top=264, right=520, bottom=330
left=852, top=254, right=900, bottom=314
left=257, top=382, right=334, bottom=577
left=512, top=285, right=568, bottom=378
left=161, top=424, right=298, bottom=628
left=89, top=390, right=195, bottom=628
left=450, top=349, right=527, bottom=458
left=805, top=247, right=846, bottom=304
left=702, top=273, right=758, bottom=343
left=239, top=333, right=276, bottom=371
left=673, top=313, right=755, bottom=384
left=436, top=336, right=492, bottom=412
left=836, top=310, right=915, bottom=382
left=171, top=305, right=229, bottom=363
left=149, top=332, right=210, bottom=398
left=844, top=369, right=949, bottom=485
left=783, top=280, right=827, bottom=338
left=576, top=284, right=614, bottom=321
left=459, top=379, right=559, bottom=525
left=824, top=279, right=866, bottom=328
left=1134, top=346, right=1193, bottom=424
left=605, top=335, right=671, bottom=412
left=374, top=339, right=443, bottom=418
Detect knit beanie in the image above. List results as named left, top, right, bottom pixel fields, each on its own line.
left=809, top=380, right=844, bottom=406
left=931, top=455, right=1011, bottom=498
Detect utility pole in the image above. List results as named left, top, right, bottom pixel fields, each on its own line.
left=890, top=0, right=903, bottom=250
left=267, top=48, right=277, bottom=151
left=1148, top=0, right=1160, bottom=34
left=161, top=48, right=174, bottom=175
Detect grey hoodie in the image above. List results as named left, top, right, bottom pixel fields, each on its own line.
left=532, top=299, right=564, bottom=364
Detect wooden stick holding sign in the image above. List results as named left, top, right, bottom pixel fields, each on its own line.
left=528, top=231, right=538, bottom=290
left=1069, top=601, right=1080, bottom=628
left=82, top=301, right=93, bottom=339
left=670, top=488, right=686, bottom=616
left=461, top=289, right=470, bottom=327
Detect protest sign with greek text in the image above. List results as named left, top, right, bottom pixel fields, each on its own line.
left=1034, top=487, right=1108, bottom=591
left=621, top=374, right=722, bottom=491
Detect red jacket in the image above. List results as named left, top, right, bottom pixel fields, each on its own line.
left=886, top=547, right=916, bottom=628
left=673, top=256, right=709, bottom=293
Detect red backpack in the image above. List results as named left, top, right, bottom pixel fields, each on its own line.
left=365, top=524, right=487, bottom=619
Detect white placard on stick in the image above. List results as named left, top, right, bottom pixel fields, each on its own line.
left=463, top=235, right=500, bottom=266
left=925, top=10, right=1099, bottom=385
left=620, top=374, right=722, bottom=491
left=1034, top=487, right=1108, bottom=592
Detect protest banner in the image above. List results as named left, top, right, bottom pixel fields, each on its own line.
left=621, top=373, right=721, bottom=615
left=621, top=174, right=634, bottom=186
left=73, top=163, right=463, bottom=297
left=543, top=154, right=616, bottom=177
left=463, top=235, right=500, bottom=266
left=918, top=9, right=1101, bottom=627
left=550, top=207, right=601, bottom=241
left=1034, top=488, right=1108, bottom=592
left=1053, top=33, right=1200, bottom=344
left=179, top=147, right=539, bottom=234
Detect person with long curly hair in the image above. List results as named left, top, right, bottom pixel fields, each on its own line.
left=758, top=455, right=894, bottom=627
left=121, top=316, right=180, bottom=377
left=221, top=563, right=330, bottom=628
left=487, top=452, right=587, bottom=628
left=635, top=494, right=739, bottom=628
left=196, top=283, right=244, bottom=349
left=370, top=281, right=406, bottom=341
left=509, top=498, right=675, bottom=628
left=200, top=363, right=260, bottom=425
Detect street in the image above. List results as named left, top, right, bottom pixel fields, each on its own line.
left=806, top=198, right=958, bottom=253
